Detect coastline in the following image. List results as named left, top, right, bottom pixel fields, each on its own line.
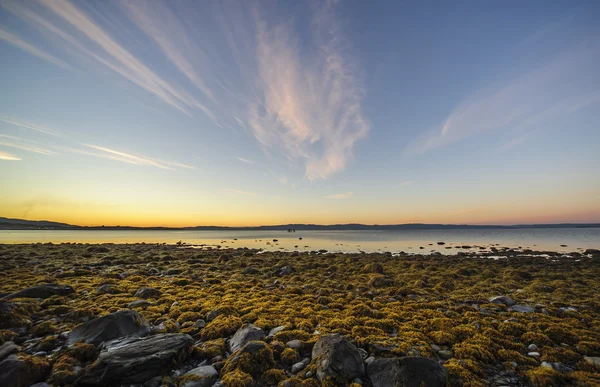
left=1, top=244, right=599, bottom=386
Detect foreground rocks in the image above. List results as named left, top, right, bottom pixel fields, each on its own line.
left=77, top=333, right=193, bottom=385
left=312, top=334, right=365, bottom=383
left=67, top=310, right=150, bottom=346
left=1, top=244, right=599, bottom=387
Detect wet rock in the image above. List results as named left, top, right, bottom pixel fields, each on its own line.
left=0, top=341, right=20, bottom=361
left=438, top=350, right=453, bottom=360
left=3, top=284, right=74, bottom=300
left=508, top=305, right=535, bottom=313
left=287, top=340, right=303, bottom=350
left=268, top=325, right=287, bottom=337
left=489, top=295, right=515, bottom=306
left=0, top=356, right=51, bottom=387
left=292, top=361, right=306, bottom=374
left=229, top=324, right=265, bottom=353
left=182, top=365, right=219, bottom=387
left=367, top=357, right=447, bottom=387
left=134, top=287, right=162, bottom=299
left=67, top=309, right=150, bottom=346
left=77, top=333, right=193, bottom=385
left=312, top=334, right=365, bottom=383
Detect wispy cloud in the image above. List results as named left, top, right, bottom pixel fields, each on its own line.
left=0, top=27, right=73, bottom=70
left=0, top=150, right=21, bottom=161
left=236, top=157, right=255, bottom=165
left=2, top=1, right=369, bottom=179
left=0, top=134, right=58, bottom=155
left=325, top=192, right=354, bottom=200
left=81, top=144, right=194, bottom=170
left=226, top=189, right=256, bottom=196
left=0, top=117, right=62, bottom=137
left=249, top=2, right=368, bottom=179
left=405, top=46, right=600, bottom=155
left=1, top=117, right=193, bottom=170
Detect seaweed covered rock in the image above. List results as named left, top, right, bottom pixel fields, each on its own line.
left=367, top=357, right=447, bottom=387
left=222, top=340, right=275, bottom=379
left=0, top=301, right=31, bottom=329
left=0, top=355, right=51, bottom=387
left=3, top=284, right=74, bottom=300
left=181, top=365, right=219, bottom=387
left=229, top=324, right=265, bottom=353
left=77, top=333, right=193, bottom=385
left=67, top=309, right=150, bottom=346
left=312, top=334, right=365, bottom=383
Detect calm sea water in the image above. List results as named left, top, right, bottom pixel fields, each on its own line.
left=1, top=228, right=599, bottom=254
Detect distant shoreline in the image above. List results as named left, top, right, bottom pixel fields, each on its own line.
left=1, top=216, right=599, bottom=231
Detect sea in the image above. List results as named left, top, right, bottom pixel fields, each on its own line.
left=1, top=228, right=599, bottom=254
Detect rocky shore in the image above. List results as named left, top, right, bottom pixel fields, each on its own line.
left=0, top=243, right=599, bottom=387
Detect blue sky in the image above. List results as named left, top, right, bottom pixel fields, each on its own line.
left=0, top=0, right=599, bottom=226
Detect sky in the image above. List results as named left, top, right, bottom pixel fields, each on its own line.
left=0, top=0, right=599, bottom=227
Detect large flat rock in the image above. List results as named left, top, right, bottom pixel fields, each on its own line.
left=67, top=309, right=150, bottom=346
left=77, top=333, right=193, bottom=386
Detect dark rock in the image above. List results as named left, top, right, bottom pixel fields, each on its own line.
left=367, top=357, right=447, bottom=387
left=77, top=333, right=193, bottom=385
left=312, top=334, right=364, bottom=383
left=0, top=341, right=20, bottom=361
left=68, top=310, right=150, bottom=346
left=134, top=287, right=161, bottom=299
left=0, top=356, right=51, bottom=387
left=181, top=365, right=218, bottom=387
left=229, top=324, right=265, bottom=353
left=96, top=284, right=121, bottom=295
left=3, top=284, right=74, bottom=300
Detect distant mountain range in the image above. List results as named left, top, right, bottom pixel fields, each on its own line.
left=1, top=217, right=598, bottom=231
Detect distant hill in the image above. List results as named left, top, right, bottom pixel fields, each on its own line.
left=0, top=217, right=74, bottom=230
left=0, top=217, right=598, bottom=231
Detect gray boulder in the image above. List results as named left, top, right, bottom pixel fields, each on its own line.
left=3, top=284, right=74, bottom=300
left=312, top=334, right=365, bottom=383
left=229, top=324, right=265, bottom=353
left=181, top=365, right=219, bottom=387
left=77, top=333, right=193, bottom=385
left=368, top=357, right=447, bottom=387
left=68, top=309, right=150, bottom=346
left=0, top=356, right=51, bottom=387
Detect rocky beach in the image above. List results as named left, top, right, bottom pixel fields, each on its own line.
left=1, top=243, right=599, bottom=387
